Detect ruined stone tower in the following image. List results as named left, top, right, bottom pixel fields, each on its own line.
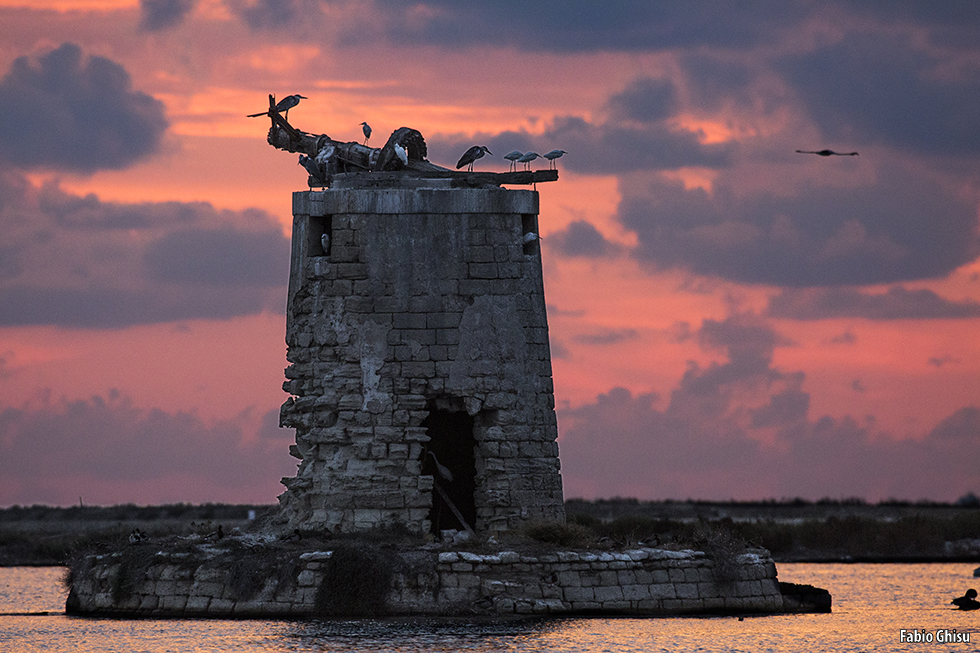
left=278, top=185, right=565, bottom=534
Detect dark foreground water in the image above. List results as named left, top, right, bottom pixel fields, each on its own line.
left=1, top=563, right=977, bottom=652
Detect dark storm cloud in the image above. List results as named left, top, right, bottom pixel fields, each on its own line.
left=606, top=78, right=678, bottom=123
left=229, top=0, right=314, bottom=29
left=0, top=394, right=293, bottom=505
left=0, top=174, right=289, bottom=328
left=429, top=77, right=731, bottom=176
left=144, top=228, right=289, bottom=286
left=558, top=313, right=980, bottom=501
left=140, top=0, right=196, bottom=30
left=0, top=44, right=168, bottom=173
left=777, top=33, right=980, bottom=156
left=541, top=116, right=733, bottom=175
left=366, top=1, right=813, bottom=53
left=767, top=287, right=980, bottom=320
left=618, top=161, right=980, bottom=287
left=547, top=220, right=623, bottom=258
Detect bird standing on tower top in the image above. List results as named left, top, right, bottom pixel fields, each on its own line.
left=456, top=145, right=492, bottom=171
left=542, top=149, right=567, bottom=169
left=503, top=151, right=523, bottom=171
left=517, top=151, right=540, bottom=170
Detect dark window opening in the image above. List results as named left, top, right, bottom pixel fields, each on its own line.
left=521, top=213, right=539, bottom=256
left=309, top=215, right=332, bottom=256
left=421, top=402, right=477, bottom=536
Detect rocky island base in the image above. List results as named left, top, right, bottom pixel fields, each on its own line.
left=65, top=532, right=830, bottom=618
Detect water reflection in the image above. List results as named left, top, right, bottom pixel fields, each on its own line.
left=273, top=617, right=565, bottom=652
left=1, top=564, right=978, bottom=653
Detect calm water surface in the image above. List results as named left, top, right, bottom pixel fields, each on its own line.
left=1, top=564, right=978, bottom=652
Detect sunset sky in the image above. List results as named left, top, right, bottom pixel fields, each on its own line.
left=1, top=1, right=979, bottom=507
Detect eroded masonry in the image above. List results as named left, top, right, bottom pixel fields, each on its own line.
left=277, top=188, right=565, bottom=534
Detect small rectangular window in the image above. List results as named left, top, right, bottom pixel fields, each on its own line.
left=521, top=214, right=539, bottom=256
left=309, top=215, right=332, bottom=256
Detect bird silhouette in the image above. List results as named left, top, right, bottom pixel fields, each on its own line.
left=456, top=145, right=492, bottom=171
left=360, top=122, right=372, bottom=145
left=247, top=94, right=307, bottom=120
left=796, top=149, right=858, bottom=156
left=952, top=589, right=980, bottom=610
left=542, top=149, right=567, bottom=169
left=298, top=154, right=325, bottom=184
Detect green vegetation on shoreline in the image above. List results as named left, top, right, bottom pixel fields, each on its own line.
left=3, top=499, right=979, bottom=566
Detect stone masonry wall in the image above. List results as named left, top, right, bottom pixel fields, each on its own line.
left=277, top=189, right=565, bottom=534
left=67, top=546, right=812, bottom=618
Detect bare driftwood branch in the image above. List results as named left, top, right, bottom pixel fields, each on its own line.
left=251, top=94, right=558, bottom=187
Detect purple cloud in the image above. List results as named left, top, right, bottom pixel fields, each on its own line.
left=0, top=44, right=167, bottom=172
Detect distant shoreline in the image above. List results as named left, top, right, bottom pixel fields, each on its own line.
left=3, top=499, right=979, bottom=567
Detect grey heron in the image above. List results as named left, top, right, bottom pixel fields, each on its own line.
left=517, top=151, right=540, bottom=170
left=360, top=122, right=372, bottom=145
left=503, top=150, right=523, bottom=171
left=456, top=145, right=492, bottom=171
left=298, top=154, right=324, bottom=183
left=275, top=94, right=306, bottom=120
left=426, top=451, right=453, bottom=482
left=247, top=94, right=307, bottom=119
left=796, top=149, right=858, bottom=156
left=542, top=149, right=567, bottom=169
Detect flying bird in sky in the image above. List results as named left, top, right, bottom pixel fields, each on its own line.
left=456, top=145, right=492, bottom=171
left=543, top=149, right=567, bottom=169
left=503, top=150, right=523, bottom=171
left=796, top=149, right=858, bottom=156
left=360, top=122, right=372, bottom=145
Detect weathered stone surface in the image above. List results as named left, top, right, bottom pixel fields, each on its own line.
left=68, top=545, right=828, bottom=618
left=279, top=188, right=564, bottom=534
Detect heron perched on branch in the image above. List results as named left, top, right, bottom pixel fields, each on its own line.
left=456, top=145, right=492, bottom=171
left=247, top=94, right=307, bottom=120
left=360, top=122, right=372, bottom=145
left=796, top=149, right=858, bottom=156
